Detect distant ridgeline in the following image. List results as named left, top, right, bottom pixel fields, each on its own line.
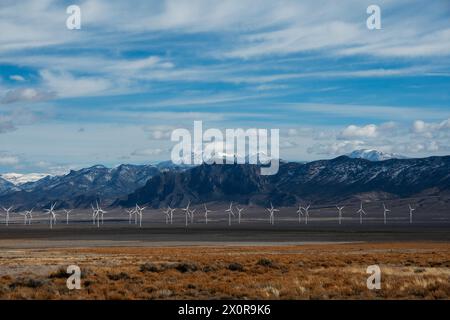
left=0, top=156, right=449, bottom=210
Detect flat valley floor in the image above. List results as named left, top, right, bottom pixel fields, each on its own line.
left=0, top=209, right=449, bottom=299
left=0, top=238, right=449, bottom=299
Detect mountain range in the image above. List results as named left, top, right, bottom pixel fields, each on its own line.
left=0, top=153, right=449, bottom=210
left=0, top=164, right=160, bottom=209
left=0, top=152, right=450, bottom=210
left=118, top=155, right=450, bottom=208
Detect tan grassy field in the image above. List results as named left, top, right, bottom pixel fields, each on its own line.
left=0, top=242, right=449, bottom=299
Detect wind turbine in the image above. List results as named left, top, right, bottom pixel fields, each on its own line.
left=135, top=204, right=146, bottom=228
left=408, top=204, right=415, bottom=224
left=356, top=202, right=367, bottom=224
left=91, top=204, right=99, bottom=225
left=162, top=207, right=170, bottom=224
left=236, top=206, right=245, bottom=224
left=203, top=204, right=214, bottom=224
left=63, top=209, right=73, bottom=225
left=266, top=203, right=279, bottom=225
left=382, top=203, right=390, bottom=225
left=225, top=202, right=235, bottom=226
left=303, top=204, right=311, bottom=225
left=44, top=203, right=57, bottom=229
left=182, top=201, right=191, bottom=227
left=93, top=201, right=107, bottom=227
left=19, top=211, right=28, bottom=225
left=168, top=207, right=176, bottom=224
left=163, top=206, right=175, bottom=224
left=336, top=206, right=345, bottom=225
left=190, top=208, right=196, bottom=224
left=296, top=205, right=304, bottom=224
left=125, top=208, right=135, bottom=224
left=26, top=209, right=33, bottom=225
left=2, top=206, right=13, bottom=226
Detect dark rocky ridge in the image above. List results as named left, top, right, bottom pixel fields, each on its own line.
left=118, top=156, right=450, bottom=208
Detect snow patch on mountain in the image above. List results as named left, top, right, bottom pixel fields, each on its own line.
left=346, top=149, right=408, bottom=161
left=1, top=173, right=51, bottom=185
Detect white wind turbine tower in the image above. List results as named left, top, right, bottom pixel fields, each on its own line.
left=236, top=206, right=245, bottom=224
left=135, top=204, right=146, bottom=228
left=91, top=204, right=99, bottom=225
left=182, top=201, right=191, bottom=226
left=203, top=204, right=214, bottom=224
left=163, top=206, right=175, bottom=224
left=162, top=207, right=170, bottom=224
left=408, top=204, right=415, bottom=224
left=336, top=206, right=345, bottom=225
left=44, top=203, right=57, bottom=229
left=168, top=207, right=176, bottom=224
left=23, top=209, right=34, bottom=225
left=266, top=203, right=279, bottom=225
left=356, top=202, right=367, bottom=224
left=19, top=210, right=29, bottom=225
left=225, top=202, right=235, bottom=226
left=94, top=201, right=107, bottom=227
left=296, top=205, right=304, bottom=224
left=382, top=203, right=390, bottom=225
left=99, top=205, right=107, bottom=226
left=303, top=204, right=311, bottom=225
left=19, top=209, right=33, bottom=225
left=125, top=208, right=135, bottom=224
left=190, top=207, right=196, bottom=224
left=63, top=209, right=73, bottom=225
left=134, top=206, right=138, bottom=225
left=2, top=206, right=13, bottom=226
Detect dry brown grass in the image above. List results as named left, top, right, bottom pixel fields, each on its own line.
left=0, top=242, right=449, bottom=299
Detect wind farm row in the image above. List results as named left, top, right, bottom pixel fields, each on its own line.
left=0, top=201, right=420, bottom=229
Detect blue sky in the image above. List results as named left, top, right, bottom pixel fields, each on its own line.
left=0, top=0, right=449, bottom=174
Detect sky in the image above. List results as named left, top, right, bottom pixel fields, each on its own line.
left=0, top=0, right=449, bottom=174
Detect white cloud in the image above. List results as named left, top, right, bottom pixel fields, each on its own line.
left=283, top=127, right=315, bottom=138
left=308, top=140, right=365, bottom=156
left=226, top=21, right=362, bottom=58
left=151, top=130, right=172, bottom=140
left=221, top=1, right=450, bottom=59
left=39, top=70, right=113, bottom=98
left=131, top=148, right=164, bottom=157
left=2, top=1, right=448, bottom=59
left=412, top=118, right=450, bottom=138
left=0, top=1, right=82, bottom=52
left=1, top=88, right=54, bottom=103
left=379, top=121, right=397, bottom=131
left=110, top=56, right=174, bottom=72
left=0, top=153, right=19, bottom=165
left=339, top=124, right=378, bottom=139
left=395, top=140, right=444, bottom=154
left=339, top=28, right=450, bottom=58
left=292, top=103, right=449, bottom=122
left=306, top=118, right=450, bottom=158
left=9, top=75, right=25, bottom=82
left=280, top=140, right=297, bottom=149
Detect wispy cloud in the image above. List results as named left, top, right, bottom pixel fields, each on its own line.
left=0, top=117, right=16, bottom=134
left=2, top=88, right=54, bottom=104
left=9, top=75, right=25, bottom=82
left=0, top=152, right=19, bottom=166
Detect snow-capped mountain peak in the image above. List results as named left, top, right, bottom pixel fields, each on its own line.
left=0, top=173, right=51, bottom=186
left=345, top=149, right=408, bottom=161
